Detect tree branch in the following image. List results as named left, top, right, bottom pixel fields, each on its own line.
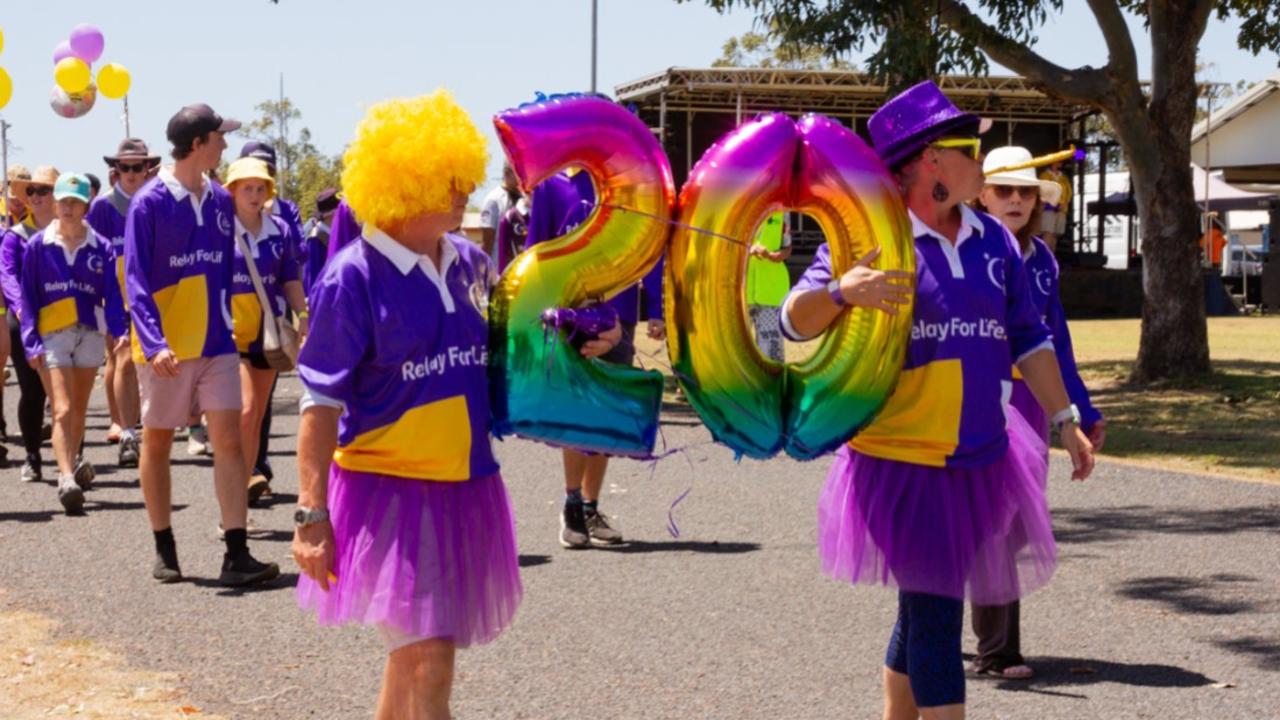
left=1085, top=0, right=1138, bottom=81
left=936, top=0, right=1113, bottom=106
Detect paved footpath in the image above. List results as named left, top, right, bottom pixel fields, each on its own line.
left=0, top=373, right=1277, bottom=719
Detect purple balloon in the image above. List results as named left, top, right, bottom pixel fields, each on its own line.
left=53, top=41, right=76, bottom=65
left=69, top=24, right=105, bottom=65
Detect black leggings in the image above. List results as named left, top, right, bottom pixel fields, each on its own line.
left=254, top=374, right=277, bottom=479
left=9, top=324, right=46, bottom=458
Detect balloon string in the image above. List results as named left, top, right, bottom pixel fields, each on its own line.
left=588, top=200, right=755, bottom=248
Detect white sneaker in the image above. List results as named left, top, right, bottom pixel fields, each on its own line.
left=186, top=425, right=211, bottom=456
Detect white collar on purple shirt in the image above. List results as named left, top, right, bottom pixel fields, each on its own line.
left=908, top=205, right=989, bottom=279
left=42, top=220, right=103, bottom=265
left=234, top=212, right=281, bottom=259
left=363, top=224, right=461, bottom=313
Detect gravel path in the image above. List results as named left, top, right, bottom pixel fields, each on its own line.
left=0, top=373, right=1276, bottom=719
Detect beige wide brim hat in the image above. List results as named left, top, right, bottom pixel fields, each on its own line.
left=6, top=164, right=32, bottom=194
left=982, top=146, right=1062, bottom=205
left=29, top=166, right=61, bottom=188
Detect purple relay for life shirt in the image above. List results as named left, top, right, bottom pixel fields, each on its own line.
left=784, top=205, right=1053, bottom=469
left=124, top=168, right=238, bottom=363
left=19, top=224, right=128, bottom=359
left=299, top=227, right=499, bottom=482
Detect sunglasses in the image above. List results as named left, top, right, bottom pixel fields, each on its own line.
left=115, top=162, right=149, bottom=174
left=990, top=185, right=1039, bottom=200
left=25, top=186, right=52, bottom=198
left=929, top=137, right=982, bottom=161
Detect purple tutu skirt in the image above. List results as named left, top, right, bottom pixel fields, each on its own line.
left=818, top=408, right=1054, bottom=605
left=296, top=467, right=522, bottom=648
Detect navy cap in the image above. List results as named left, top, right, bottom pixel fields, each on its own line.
left=240, top=141, right=277, bottom=169
left=166, top=104, right=242, bottom=150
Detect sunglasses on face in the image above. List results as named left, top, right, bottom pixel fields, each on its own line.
left=990, top=185, right=1039, bottom=200
left=25, top=186, right=52, bottom=198
left=116, top=162, right=148, bottom=174
left=929, top=137, right=982, bottom=161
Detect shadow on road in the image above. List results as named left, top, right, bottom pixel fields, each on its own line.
left=519, top=554, right=552, bottom=568
left=603, top=540, right=761, bottom=555
left=0, top=502, right=186, bottom=523
left=1212, top=636, right=1280, bottom=672
left=189, top=572, right=301, bottom=597
left=1115, top=574, right=1263, bottom=616
left=1053, top=504, right=1280, bottom=545
left=968, top=653, right=1216, bottom=695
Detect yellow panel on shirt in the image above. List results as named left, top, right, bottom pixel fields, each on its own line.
left=37, top=297, right=79, bottom=337
left=131, top=275, right=210, bottom=363
left=849, top=359, right=964, bottom=468
left=230, top=292, right=263, bottom=353
left=333, top=395, right=473, bottom=481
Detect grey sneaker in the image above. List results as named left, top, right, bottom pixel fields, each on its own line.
left=57, top=475, right=85, bottom=515
left=585, top=509, right=624, bottom=546
left=186, top=425, right=211, bottom=456
left=118, top=436, right=140, bottom=468
left=73, top=457, right=95, bottom=490
left=559, top=502, right=590, bottom=549
left=20, top=457, right=41, bottom=483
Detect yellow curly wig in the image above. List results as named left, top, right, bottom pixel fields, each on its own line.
left=341, top=90, right=488, bottom=229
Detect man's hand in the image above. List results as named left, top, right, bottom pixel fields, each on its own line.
left=150, top=348, right=180, bottom=378
left=292, top=519, right=336, bottom=591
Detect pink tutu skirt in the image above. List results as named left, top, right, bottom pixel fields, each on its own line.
left=817, top=408, right=1054, bottom=605
left=296, top=467, right=522, bottom=648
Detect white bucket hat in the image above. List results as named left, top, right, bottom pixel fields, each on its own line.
left=982, top=146, right=1062, bottom=205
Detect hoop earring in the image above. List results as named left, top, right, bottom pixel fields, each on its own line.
left=932, top=182, right=950, bottom=202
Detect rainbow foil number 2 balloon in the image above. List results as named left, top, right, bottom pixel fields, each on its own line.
left=490, top=96, right=674, bottom=456
left=667, top=113, right=915, bottom=460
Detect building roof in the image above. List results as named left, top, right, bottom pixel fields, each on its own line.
left=1191, top=74, right=1280, bottom=145
left=614, top=67, right=1094, bottom=124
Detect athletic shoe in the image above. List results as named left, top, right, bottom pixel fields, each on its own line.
left=585, top=508, right=624, bottom=547
left=20, top=457, right=41, bottom=483
left=73, top=457, right=95, bottom=490
left=118, top=436, right=140, bottom=468
left=218, top=550, right=280, bottom=587
left=57, top=475, right=84, bottom=515
left=152, top=551, right=183, bottom=583
left=215, top=518, right=270, bottom=540
left=186, top=425, right=211, bottom=456
left=559, top=501, right=590, bottom=549
left=247, top=475, right=272, bottom=508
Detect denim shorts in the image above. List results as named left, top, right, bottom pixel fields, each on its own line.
left=43, top=324, right=107, bottom=369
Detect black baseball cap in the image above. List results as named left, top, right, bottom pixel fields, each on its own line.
left=315, top=187, right=340, bottom=214
left=166, top=104, right=241, bottom=150
left=240, top=140, right=278, bottom=168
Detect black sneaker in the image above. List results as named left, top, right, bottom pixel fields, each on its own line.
left=73, top=457, right=95, bottom=490
left=153, top=551, right=183, bottom=583
left=559, top=501, right=590, bottom=549
left=219, top=550, right=280, bottom=587
left=585, top=508, right=624, bottom=546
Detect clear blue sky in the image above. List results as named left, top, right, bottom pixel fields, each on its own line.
left=0, top=1, right=1275, bottom=200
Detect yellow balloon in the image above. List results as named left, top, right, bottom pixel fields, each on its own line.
left=0, top=28, right=6, bottom=56
left=54, top=57, right=91, bottom=95
left=97, top=63, right=131, bottom=100
left=0, top=67, right=11, bottom=111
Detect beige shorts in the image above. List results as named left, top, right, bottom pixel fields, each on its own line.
left=138, top=353, right=242, bottom=429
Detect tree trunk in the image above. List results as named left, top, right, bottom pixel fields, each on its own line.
left=1125, top=1, right=1212, bottom=382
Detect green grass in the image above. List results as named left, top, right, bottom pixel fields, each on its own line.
left=637, top=317, right=1280, bottom=481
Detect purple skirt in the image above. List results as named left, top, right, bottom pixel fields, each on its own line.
left=296, top=467, right=522, bottom=648
left=818, top=408, right=1054, bottom=605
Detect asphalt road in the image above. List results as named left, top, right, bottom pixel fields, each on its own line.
left=0, top=373, right=1277, bottom=719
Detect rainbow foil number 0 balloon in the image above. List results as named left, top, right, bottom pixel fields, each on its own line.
left=667, top=113, right=915, bottom=460
left=490, top=96, right=674, bottom=456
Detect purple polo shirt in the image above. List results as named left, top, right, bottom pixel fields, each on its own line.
left=230, top=213, right=301, bottom=354
left=299, top=227, right=498, bottom=482
left=1019, top=236, right=1101, bottom=430
left=300, top=222, right=329, bottom=298
left=525, top=172, right=663, bottom=324
left=324, top=201, right=361, bottom=263
left=784, top=205, right=1053, bottom=468
left=0, top=222, right=37, bottom=320
left=86, top=185, right=133, bottom=309
left=19, top=223, right=127, bottom=358
left=124, top=168, right=238, bottom=363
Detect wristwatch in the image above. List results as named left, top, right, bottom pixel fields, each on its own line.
left=294, top=506, right=330, bottom=527
left=1050, top=404, right=1081, bottom=434
left=827, top=279, right=847, bottom=307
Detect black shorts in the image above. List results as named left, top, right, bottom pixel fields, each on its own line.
left=240, top=351, right=272, bottom=370
left=599, top=322, right=637, bottom=366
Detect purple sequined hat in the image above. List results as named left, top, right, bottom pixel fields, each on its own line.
left=869, top=80, right=991, bottom=169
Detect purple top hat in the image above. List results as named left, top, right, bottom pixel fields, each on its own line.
left=869, top=80, right=989, bottom=169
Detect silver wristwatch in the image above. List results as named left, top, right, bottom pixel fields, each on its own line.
left=294, top=506, right=330, bottom=527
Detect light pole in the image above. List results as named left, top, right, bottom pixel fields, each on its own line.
left=590, top=0, right=598, bottom=94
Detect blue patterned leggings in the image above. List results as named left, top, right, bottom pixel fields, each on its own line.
left=885, top=591, right=965, bottom=707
